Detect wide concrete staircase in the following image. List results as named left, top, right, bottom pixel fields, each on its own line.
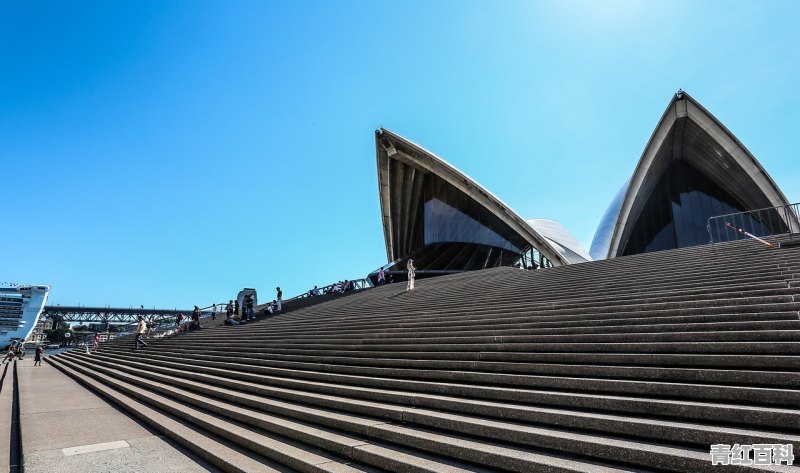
left=48, top=239, right=800, bottom=472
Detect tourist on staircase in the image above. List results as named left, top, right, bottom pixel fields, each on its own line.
left=2, top=346, right=15, bottom=364
left=276, top=287, right=282, bottom=311
left=191, top=305, right=201, bottom=329
left=134, top=316, right=148, bottom=350
left=33, top=345, right=43, bottom=366
left=244, top=294, right=255, bottom=321
left=224, top=310, right=239, bottom=326
left=225, top=300, right=233, bottom=319
left=406, top=259, right=416, bottom=291
left=146, top=316, right=155, bottom=338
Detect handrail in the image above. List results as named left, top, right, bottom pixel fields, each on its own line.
left=285, top=278, right=373, bottom=303
left=707, top=203, right=800, bottom=245
left=113, top=301, right=229, bottom=339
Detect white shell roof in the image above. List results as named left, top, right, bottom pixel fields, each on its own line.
left=526, top=219, right=592, bottom=264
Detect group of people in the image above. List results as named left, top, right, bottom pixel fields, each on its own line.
left=132, top=286, right=288, bottom=348
left=307, top=280, right=357, bottom=296
left=376, top=259, right=416, bottom=291
left=223, top=287, right=282, bottom=326
left=2, top=341, right=44, bottom=366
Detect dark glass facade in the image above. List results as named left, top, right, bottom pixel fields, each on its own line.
left=621, top=160, right=785, bottom=256
left=376, top=173, right=550, bottom=280
left=422, top=177, right=527, bottom=253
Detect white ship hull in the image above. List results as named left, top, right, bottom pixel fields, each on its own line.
left=0, top=285, right=50, bottom=348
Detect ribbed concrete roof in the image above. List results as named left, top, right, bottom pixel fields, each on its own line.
left=375, top=128, right=570, bottom=266
left=598, top=91, right=792, bottom=259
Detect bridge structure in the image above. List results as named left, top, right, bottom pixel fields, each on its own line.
left=42, top=305, right=216, bottom=327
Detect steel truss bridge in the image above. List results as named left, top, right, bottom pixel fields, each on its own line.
left=42, top=305, right=212, bottom=326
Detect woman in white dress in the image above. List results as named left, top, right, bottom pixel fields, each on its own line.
left=406, top=259, right=416, bottom=291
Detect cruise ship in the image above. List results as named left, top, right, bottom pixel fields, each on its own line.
left=0, top=285, right=50, bottom=349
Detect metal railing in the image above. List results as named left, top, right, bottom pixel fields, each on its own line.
left=707, top=203, right=800, bottom=246
left=113, top=302, right=228, bottom=339
left=285, top=278, right=373, bottom=303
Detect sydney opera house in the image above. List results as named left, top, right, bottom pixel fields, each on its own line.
left=371, top=91, right=794, bottom=282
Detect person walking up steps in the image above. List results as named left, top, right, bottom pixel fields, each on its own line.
left=134, top=315, right=148, bottom=350
left=191, top=305, right=202, bottom=329
left=406, top=259, right=416, bottom=291
left=34, top=345, right=43, bottom=366
left=276, top=287, right=282, bottom=312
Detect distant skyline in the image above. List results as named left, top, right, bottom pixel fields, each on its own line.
left=3, top=0, right=799, bottom=308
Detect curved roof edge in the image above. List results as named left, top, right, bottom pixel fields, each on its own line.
left=603, top=91, right=791, bottom=259
left=376, top=128, right=570, bottom=266
left=526, top=219, right=592, bottom=264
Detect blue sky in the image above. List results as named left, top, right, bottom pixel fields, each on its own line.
left=2, top=0, right=799, bottom=308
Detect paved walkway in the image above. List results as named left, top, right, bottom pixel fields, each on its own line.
left=16, top=358, right=218, bottom=473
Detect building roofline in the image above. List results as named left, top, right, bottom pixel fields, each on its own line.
left=375, top=128, right=570, bottom=266
left=605, top=91, right=791, bottom=258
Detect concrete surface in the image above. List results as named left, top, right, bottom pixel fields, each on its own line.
left=16, top=358, right=219, bottom=473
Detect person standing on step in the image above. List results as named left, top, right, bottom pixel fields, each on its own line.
left=93, top=333, right=100, bottom=352
left=211, top=303, right=217, bottom=321
left=192, top=305, right=202, bottom=329
left=406, top=259, right=416, bottom=291
left=135, top=315, right=148, bottom=350
left=378, top=268, right=386, bottom=286
left=245, top=294, right=255, bottom=320
left=226, top=300, right=233, bottom=319
left=276, top=287, right=282, bottom=312
left=33, top=345, right=43, bottom=366
left=241, top=295, right=249, bottom=322
left=234, top=299, right=240, bottom=321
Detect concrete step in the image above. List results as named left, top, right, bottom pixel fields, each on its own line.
left=96, top=346, right=800, bottom=388
left=95, top=349, right=800, bottom=406
left=152, top=339, right=800, bottom=356
left=283, top=274, right=796, bottom=318
left=46, top=357, right=293, bottom=473
left=57, top=354, right=644, bottom=473
left=70, top=351, right=800, bottom=428
left=154, top=306, right=800, bottom=342
left=59, top=352, right=799, bottom=473
left=260, top=285, right=800, bottom=323
left=186, top=319, right=800, bottom=343
left=158, top=320, right=800, bottom=346
left=52, top=355, right=493, bottom=473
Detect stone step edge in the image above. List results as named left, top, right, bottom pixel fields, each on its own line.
left=69, top=351, right=800, bottom=450
left=54, top=354, right=626, bottom=473
left=64, top=351, right=799, bottom=429
left=45, top=356, right=290, bottom=473
left=59, top=353, right=738, bottom=473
